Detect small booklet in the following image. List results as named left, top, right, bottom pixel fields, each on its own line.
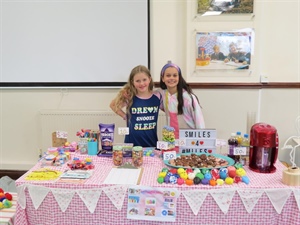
left=60, top=170, right=93, bottom=179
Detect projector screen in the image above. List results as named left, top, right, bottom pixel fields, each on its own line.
left=1, top=0, right=149, bottom=87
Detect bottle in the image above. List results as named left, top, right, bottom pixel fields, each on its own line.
left=241, top=133, right=250, bottom=165
left=236, top=131, right=243, bottom=146
left=228, top=133, right=238, bottom=155
left=241, top=134, right=250, bottom=155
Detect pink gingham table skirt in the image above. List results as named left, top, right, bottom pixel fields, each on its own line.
left=15, top=153, right=300, bottom=225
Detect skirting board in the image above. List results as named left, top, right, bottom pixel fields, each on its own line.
left=0, top=170, right=27, bottom=180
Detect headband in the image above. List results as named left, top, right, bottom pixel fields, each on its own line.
left=160, top=63, right=181, bottom=77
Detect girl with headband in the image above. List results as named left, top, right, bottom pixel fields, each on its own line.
left=159, top=62, right=205, bottom=141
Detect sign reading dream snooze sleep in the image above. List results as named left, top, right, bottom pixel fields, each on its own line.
left=1, top=0, right=149, bottom=87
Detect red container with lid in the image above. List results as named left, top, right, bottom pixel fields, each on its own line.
left=249, top=123, right=278, bottom=173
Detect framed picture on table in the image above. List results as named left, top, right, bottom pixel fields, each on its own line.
left=195, top=30, right=253, bottom=71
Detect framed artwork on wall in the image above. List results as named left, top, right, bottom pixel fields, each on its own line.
left=195, top=30, right=253, bottom=71
left=198, top=0, right=254, bottom=16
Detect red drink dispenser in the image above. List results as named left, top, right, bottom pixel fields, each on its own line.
left=249, top=123, right=278, bottom=173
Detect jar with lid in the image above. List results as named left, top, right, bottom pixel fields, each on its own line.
left=112, top=145, right=123, bottom=166
left=132, top=146, right=143, bottom=167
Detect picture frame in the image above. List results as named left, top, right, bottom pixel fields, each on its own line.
left=198, top=0, right=254, bottom=16
left=195, top=30, right=253, bottom=71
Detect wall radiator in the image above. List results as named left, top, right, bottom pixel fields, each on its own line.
left=39, top=110, right=167, bottom=151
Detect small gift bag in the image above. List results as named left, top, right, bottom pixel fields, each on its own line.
left=78, top=138, right=88, bottom=154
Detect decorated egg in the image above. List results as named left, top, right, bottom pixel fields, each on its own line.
left=195, top=172, right=204, bottom=180
left=201, top=168, right=209, bottom=174
left=219, top=171, right=227, bottom=180
left=169, top=175, right=178, bottom=184
left=169, top=168, right=177, bottom=174
left=234, top=176, right=242, bottom=183
left=193, top=177, right=201, bottom=185
left=186, top=179, right=194, bottom=186
left=209, top=179, right=217, bottom=186
left=216, top=179, right=224, bottom=185
left=211, top=168, right=220, bottom=180
left=225, top=177, right=234, bottom=185
left=236, top=168, right=246, bottom=177
left=157, top=177, right=164, bottom=184
left=161, top=168, right=169, bottom=173
left=177, top=168, right=185, bottom=174
left=219, top=168, right=228, bottom=173
left=204, top=173, right=212, bottom=180
left=186, top=168, right=193, bottom=174
left=201, top=178, right=209, bottom=185
left=158, top=172, right=167, bottom=178
left=180, top=172, right=188, bottom=180
left=193, top=168, right=200, bottom=174
left=164, top=176, right=170, bottom=183
left=188, top=173, right=196, bottom=180
left=242, top=176, right=250, bottom=184
left=177, top=178, right=185, bottom=185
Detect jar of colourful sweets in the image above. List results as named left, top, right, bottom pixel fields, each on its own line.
left=112, top=145, right=123, bottom=166
left=132, top=146, right=143, bottom=167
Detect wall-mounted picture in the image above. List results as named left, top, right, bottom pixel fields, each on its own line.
left=198, top=0, right=254, bottom=15
left=196, top=30, right=253, bottom=70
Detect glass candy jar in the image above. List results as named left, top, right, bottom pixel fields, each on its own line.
left=112, top=145, right=123, bottom=166
left=132, top=146, right=143, bottom=167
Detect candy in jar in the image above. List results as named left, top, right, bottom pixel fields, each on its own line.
left=112, top=146, right=123, bottom=166
left=132, top=146, right=143, bottom=167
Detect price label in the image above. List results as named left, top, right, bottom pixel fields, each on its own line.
left=233, top=147, right=247, bottom=155
left=175, top=139, right=186, bottom=146
left=118, top=127, right=129, bottom=135
left=163, top=151, right=177, bottom=161
left=216, top=139, right=227, bottom=147
left=157, top=141, right=168, bottom=150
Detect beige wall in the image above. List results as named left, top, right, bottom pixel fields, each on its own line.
left=1, top=0, right=299, bottom=170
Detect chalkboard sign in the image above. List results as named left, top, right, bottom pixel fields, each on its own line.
left=1, top=0, right=149, bottom=87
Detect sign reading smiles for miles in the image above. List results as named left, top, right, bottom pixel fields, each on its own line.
left=179, top=129, right=217, bottom=154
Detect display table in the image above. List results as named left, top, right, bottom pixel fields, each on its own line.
left=15, top=153, right=300, bottom=225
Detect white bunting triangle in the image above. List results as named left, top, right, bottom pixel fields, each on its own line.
left=77, top=189, right=102, bottom=213
left=102, top=185, right=128, bottom=210
left=292, top=188, right=300, bottom=212
left=28, top=185, right=50, bottom=210
left=265, top=188, right=292, bottom=214
left=237, top=189, right=264, bottom=213
left=51, top=188, right=76, bottom=212
left=210, top=188, right=236, bottom=214
left=182, top=190, right=208, bottom=215
left=16, top=184, right=27, bottom=209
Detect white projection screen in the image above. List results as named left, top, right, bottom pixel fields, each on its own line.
left=0, top=0, right=149, bottom=87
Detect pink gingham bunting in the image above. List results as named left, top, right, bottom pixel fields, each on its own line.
left=265, top=188, right=292, bottom=214
left=293, top=188, right=300, bottom=211
left=16, top=184, right=26, bottom=209
left=210, top=188, right=236, bottom=214
left=102, top=185, right=128, bottom=210
left=77, top=189, right=102, bottom=213
left=27, top=184, right=50, bottom=209
left=237, top=189, right=264, bottom=213
left=51, top=188, right=76, bottom=212
left=182, top=190, right=209, bottom=215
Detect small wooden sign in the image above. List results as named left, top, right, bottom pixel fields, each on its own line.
left=52, top=131, right=67, bottom=147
